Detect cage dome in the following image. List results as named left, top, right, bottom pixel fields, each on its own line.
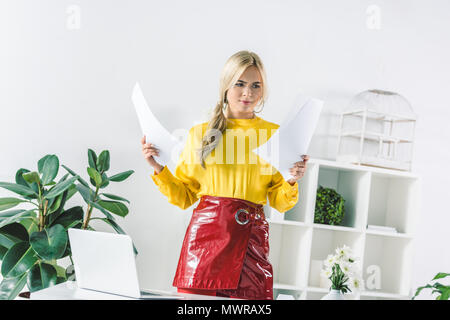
left=345, top=89, right=416, bottom=120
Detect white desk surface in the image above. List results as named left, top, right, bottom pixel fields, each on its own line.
left=30, top=281, right=237, bottom=300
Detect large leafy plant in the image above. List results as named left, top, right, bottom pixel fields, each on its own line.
left=0, top=149, right=134, bottom=300
left=412, top=272, right=450, bottom=300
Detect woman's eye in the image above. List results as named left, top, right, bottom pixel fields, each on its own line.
left=253, top=84, right=260, bottom=88
left=235, top=83, right=243, bottom=87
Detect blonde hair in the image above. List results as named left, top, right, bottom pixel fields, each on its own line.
left=197, top=50, right=268, bottom=169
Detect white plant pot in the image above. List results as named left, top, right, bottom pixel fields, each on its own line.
left=321, top=289, right=345, bottom=300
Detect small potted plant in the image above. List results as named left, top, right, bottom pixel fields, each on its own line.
left=320, top=245, right=364, bottom=300
left=314, top=185, right=345, bottom=226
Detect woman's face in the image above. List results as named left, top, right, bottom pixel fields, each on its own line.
left=226, top=65, right=263, bottom=117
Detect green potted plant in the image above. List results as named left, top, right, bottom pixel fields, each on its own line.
left=0, top=149, right=134, bottom=300
left=314, top=185, right=345, bottom=226
left=412, top=272, right=450, bottom=300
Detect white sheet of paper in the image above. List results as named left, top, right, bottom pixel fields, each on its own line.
left=253, top=96, right=323, bottom=180
left=131, top=82, right=182, bottom=166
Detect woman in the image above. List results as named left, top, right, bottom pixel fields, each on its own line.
left=141, top=50, right=309, bottom=300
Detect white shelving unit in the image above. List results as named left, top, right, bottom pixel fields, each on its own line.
left=265, top=158, right=420, bottom=300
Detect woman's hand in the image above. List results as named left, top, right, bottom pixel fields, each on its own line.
left=141, top=135, right=164, bottom=174
left=287, top=155, right=310, bottom=186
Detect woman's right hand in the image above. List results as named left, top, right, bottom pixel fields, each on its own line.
left=141, top=135, right=164, bottom=174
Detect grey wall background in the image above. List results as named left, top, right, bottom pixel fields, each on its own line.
left=1, top=0, right=449, bottom=298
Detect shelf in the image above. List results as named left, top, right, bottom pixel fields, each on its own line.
left=365, top=229, right=413, bottom=239
left=306, top=286, right=328, bottom=293
left=363, top=234, right=413, bottom=296
left=367, top=172, right=419, bottom=234
left=360, top=290, right=411, bottom=300
left=273, top=282, right=303, bottom=291
left=315, top=165, right=371, bottom=229
left=341, top=108, right=417, bottom=122
left=313, top=223, right=363, bottom=233
left=340, top=130, right=413, bottom=144
left=336, top=155, right=412, bottom=172
left=267, top=219, right=307, bottom=228
left=264, top=158, right=419, bottom=300
left=310, top=157, right=418, bottom=178
left=269, top=224, right=312, bottom=289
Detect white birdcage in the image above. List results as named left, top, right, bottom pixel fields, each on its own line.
left=336, top=89, right=417, bottom=171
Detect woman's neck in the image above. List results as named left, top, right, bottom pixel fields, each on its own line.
left=225, top=109, right=255, bottom=119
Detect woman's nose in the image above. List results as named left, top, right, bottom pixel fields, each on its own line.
left=242, top=86, right=252, bottom=97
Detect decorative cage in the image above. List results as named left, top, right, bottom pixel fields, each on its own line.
left=336, top=89, right=416, bottom=171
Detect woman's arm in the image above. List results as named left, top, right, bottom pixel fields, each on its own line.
left=151, top=164, right=200, bottom=210
left=267, top=170, right=299, bottom=213
left=148, top=126, right=202, bottom=210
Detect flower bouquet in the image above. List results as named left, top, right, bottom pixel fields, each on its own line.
left=320, top=245, right=364, bottom=296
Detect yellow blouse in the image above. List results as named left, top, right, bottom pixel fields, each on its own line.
left=151, top=116, right=299, bottom=213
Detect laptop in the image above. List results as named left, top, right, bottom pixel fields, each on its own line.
left=68, top=228, right=185, bottom=299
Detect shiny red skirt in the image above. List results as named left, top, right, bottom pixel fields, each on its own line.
left=173, top=195, right=273, bottom=300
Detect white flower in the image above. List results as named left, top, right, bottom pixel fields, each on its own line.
left=323, top=254, right=337, bottom=268
left=348, top=276, right=364, bottom=292
left=338, top=261, right=352, bottom=274
left=320, top=268, right=332, bottom=279
left=335, top=245, right=352, bottom=258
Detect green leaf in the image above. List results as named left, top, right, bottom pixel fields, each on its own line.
left=412, top=284, right=433, bottom=299
left=97, top=200, right=128, bottom=217
left=0, top=182, right=37, bottom=197
left=22, top=171, right=41, bottom=185
left=88, top=149, right=98, bottom=171
left=100, top=173, right=109, bottom=189
left=49, top=206, right=83, bottom=229
left=0, top=209, right=36, bottom=229
left=61, top=165, right=90, bottom=189
left=27, top=262, right=58, bottom=293
left=29, top=224, right=68, bottom=260
left=0, top=245, right=7, bottom=259
left=46, top=174, right=71, bottom=215
left=108, top=170, right=134, bottom=182
left=438, top=288, right=450, bottom=300
left=89, top=201, right=115, bottom=221
left=37, top=155, right=51, bottom=173
left=0, top=223, right=29, bottom=249
left=44, top=175, right=79, bottom=200
left=20, top=218, right=39, bottom=235
left=75, top=184, right=95, bottom=204
left=0, top=272, right=28, bottom=300
left=87, top=168, right=102, bottom=187
left=0, top=197, right=28, bottom=212
left=1, top=242, right=38, bottom=278
left=100, top=193, right=130, bottom=204
left=56, top=277, right=66, bottom=285
left=96, top=150, right=110, bottom=173
left=15, top=168, right=31, bottom=187
left=432, top=272, right=450, bottom=281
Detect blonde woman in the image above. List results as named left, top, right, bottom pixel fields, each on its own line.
left=141, top=50, right=309, bottom=300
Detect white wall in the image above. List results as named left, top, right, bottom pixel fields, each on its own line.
left=1, top=0, right=449, bottom=299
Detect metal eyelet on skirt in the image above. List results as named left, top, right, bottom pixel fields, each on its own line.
left=235, top=209, right=250, bottom=225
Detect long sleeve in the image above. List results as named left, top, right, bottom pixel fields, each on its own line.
left=150, top=127, right=201, bottom=210
left=267, top=170, right=299, bottom=213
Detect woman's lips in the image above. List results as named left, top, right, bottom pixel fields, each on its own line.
left=241, top=100, right=252, bottom=105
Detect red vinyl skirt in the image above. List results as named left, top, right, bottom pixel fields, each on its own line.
left=173, top=195, right=273, bottom=300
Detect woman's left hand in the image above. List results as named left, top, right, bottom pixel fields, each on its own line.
left=287, top=155, right=310, bottom=185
